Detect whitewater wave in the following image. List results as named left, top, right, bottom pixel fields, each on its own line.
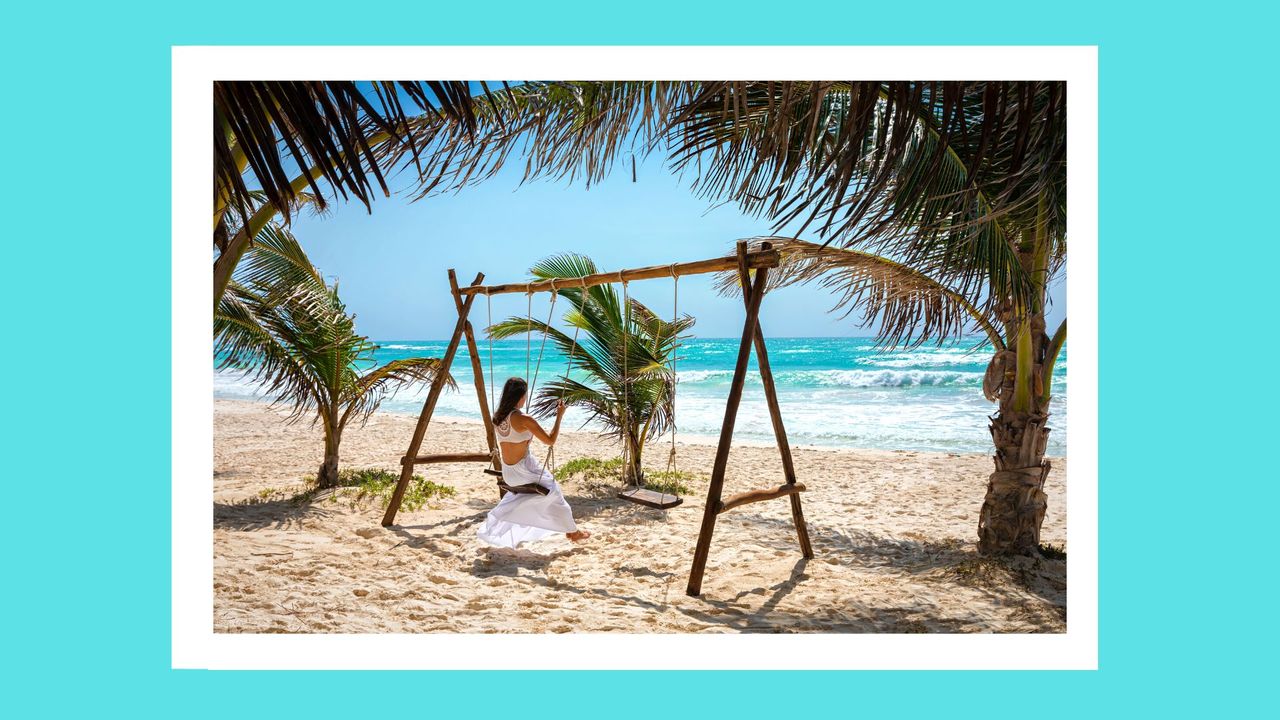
left=678, top=368, right=982, bottom=388
left=860, top=350, right=987, bottom=368
left=794, top=369, right=982, bottom=387
left=379, top=343, right=443, bottom=351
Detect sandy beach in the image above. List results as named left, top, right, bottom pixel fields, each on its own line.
left=213, top=399, right=1066, bottom=633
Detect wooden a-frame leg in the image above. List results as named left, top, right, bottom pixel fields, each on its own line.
left=736, top=244, right=813, bottom=559
left=450, top=283, right=503, bottom=499
left=687, top=242, right=769, bottom=597
left=381, top=270, right=483, bottom=527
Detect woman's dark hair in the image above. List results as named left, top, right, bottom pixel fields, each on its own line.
left=492, top=377, right=528, bottom=426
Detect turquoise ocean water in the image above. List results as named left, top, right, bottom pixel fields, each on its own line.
left=215, top=337, right=1066, bottom=456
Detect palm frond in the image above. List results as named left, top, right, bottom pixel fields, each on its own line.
left=380, top=82, right=692, bottom=200
left=214, top=279, right=327, bottom=422
left=395, top=81, right=1063, bottom=310
left=489, top=252, right=690, bottom=449
left=341, top=357, right=456, bottom=428
left=716, top=237, right=1004, bottom=350
left=214, top=81, right=491, bottom=237
left=215, top=224, right=451, bottom=427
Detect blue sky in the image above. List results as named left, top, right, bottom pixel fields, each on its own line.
left=286, top=137, right=1066, bottom=341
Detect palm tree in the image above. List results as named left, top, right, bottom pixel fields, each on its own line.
left=213, top=81, right=503, bottom=306
left=395, top=81, right=1065, bottom=556
left=214, top=223, right=453, bottom=487
left=487, top=254, right=694, bottom=483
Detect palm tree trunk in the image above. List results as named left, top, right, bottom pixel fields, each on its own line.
left=978, top=314, right=1052, bottom=555
left=626, top=430, right=644, bottom=484
left=317, top=423, right=342, bottom=489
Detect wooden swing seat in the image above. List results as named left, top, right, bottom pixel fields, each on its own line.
left=481, top=467, right=551, bottom=496
left=617, top=487, right=683, bottom=510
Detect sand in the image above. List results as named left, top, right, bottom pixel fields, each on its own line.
left=213, top=399, right=1066, bottom=633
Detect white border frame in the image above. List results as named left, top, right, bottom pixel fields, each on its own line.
left=175, top=46, right=1098, bottom=670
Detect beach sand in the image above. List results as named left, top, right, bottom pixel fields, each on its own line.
left=213, top=399, right=1067, bottom=633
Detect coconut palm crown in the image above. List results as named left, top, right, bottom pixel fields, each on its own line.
left=487, top=253, right=694, bottom=482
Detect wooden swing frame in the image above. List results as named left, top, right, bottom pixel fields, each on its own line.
left=380, top=241, right=814, bottom=597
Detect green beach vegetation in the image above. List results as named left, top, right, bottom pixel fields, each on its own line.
left=554, top=456, right=696, bottom=496
left=214, top=222, right=453, bottom=487
left=242, top=469, right=455, bottom=513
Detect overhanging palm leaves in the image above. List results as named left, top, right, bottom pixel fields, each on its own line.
left=388, top=81, right=1064, bottom=313
left=717, top=237, right=1006, bottom=352
left=487, top=253, right=694, bottom=480
left=213, top=81, right=505, bottom=307
left=214, top=81, right=490, bottom=238
left=215, top=223, right=454, bottom=486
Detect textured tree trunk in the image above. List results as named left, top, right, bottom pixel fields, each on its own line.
left=978, top=312, right=1052, bottom=555
left=317, top=424, right=342, bottom=489
left=625, top=429, right=644, bottom=484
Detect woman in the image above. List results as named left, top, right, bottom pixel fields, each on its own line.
left=476, top=377, right=591, bottom=547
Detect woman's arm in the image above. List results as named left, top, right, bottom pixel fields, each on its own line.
left=515, top=402, right=567, bottom=446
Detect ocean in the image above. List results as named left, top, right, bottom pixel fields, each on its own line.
left=214, top=337, right=1067, bottom=456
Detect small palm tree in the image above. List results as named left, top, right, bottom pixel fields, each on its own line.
left=488, top=254, right=693, bottom=483
left=215, top=223, right=453, bottom=487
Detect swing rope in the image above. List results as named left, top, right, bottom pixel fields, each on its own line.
left=620, top=273, right=636, bottom=490
left=662, top=265, right=681, bottom=503
left=543, top=278, right=588, bottom=473
left=486, top=290, right=500, bottom=467
left=527, top=280, right=558, bottom=404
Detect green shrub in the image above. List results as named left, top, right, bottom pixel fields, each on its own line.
left=290, top=468, right=455, bottom=512
left=555, top=456, right=697, bottom=495
left=555, top=456, right=624, bottom=482
left=332, top=468, right=455, bottom=512
left=640, top=469, right=696, bottom=496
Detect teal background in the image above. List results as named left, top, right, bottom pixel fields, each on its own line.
left=3, top=1, right=1274, bottom=717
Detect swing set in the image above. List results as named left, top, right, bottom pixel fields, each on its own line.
left=380, top=241, right=814, bottom=596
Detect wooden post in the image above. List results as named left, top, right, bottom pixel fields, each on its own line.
left=381, top=270, right=483, bottom=527
left=736, top=244, right=814, bottom=559
left=449, top=279, right=503, bottom=495
left=687, top=242, right=769, bottom=597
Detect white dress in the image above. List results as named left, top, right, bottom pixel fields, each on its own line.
left=475, top=416, right=578, bottom=548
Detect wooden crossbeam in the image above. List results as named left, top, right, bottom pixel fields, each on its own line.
left=717, top=483, right=807, bottom=514
left=456, top=249, right=780, bottom=296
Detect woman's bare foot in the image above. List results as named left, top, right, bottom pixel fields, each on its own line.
left=566, top=530, right=591, bottom=543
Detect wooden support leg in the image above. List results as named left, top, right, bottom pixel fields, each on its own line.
left=449, top=280, right=503, bottom=498
left=381, top=270, right=483, bottom=527
left=736, top=243, right=814, bottom=559
left=687, top=242, right=769, bottom=597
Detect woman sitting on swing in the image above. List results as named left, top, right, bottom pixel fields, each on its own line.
left=477, top=377, right=591, bottom=547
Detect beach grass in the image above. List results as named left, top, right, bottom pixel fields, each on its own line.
left=321, top=468, right=456, bottom=512
left=236, top=468, right=457, bottom=512
left=555, top=456, right=696, bottom=496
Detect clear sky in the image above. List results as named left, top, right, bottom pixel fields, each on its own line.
left=286, top=139, right=1066, bottom=341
